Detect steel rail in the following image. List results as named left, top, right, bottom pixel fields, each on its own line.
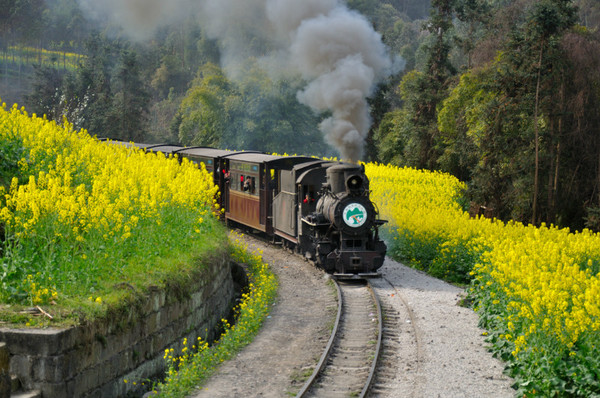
left=295, top=278, right=342, bottom=397
left=360, top=280, right=383, bottom=398
left=296, top=279, right=383, bottom=398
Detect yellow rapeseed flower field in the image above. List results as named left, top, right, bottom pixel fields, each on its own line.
left=366, top=162, right=600, bottom=396
left=0, top=103, right=219, bottom=309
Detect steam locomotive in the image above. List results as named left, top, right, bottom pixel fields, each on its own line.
left=106, top=141, right=387, bottom=278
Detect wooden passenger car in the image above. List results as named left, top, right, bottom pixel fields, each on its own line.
left=219, top=153, right=315, bottom=236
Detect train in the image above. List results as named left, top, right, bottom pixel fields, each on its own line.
left=104, top=140, right=387, bottom=278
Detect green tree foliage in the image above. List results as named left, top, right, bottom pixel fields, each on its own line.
left=348, top=0, right=432, bottom=20
left=25, top=65, right=65, bottom=120
left=175, top=61, right=327, bottom=156
left=375, top=0, right=600, bottom=230
left=577, top=0, right=600, bottom=28
left=452, top=0, right=491, bottom=69
left=524, top=0, right=577, bottom=223
left=151, top=55, right=189, bottom=99
left=177, top=63, right=230, bottom=147
left=111, top=50, right=150, bottom=142
left=436, top=70, right=486, bottom=183
left=376, top=0, right=456, bottom=170
left=0, top=0, right=44, bottom=46
left=0, top=0, right=88, bottom=52
left=25, top=35, right=151, bottom=141
left=438, top=66, right=536, bottom=221
left=374, top=108, right=409, bottom=165
left=59, top=34, right=114, bottom=136
left=557, top=30, right=600, bottom=229
left=435, top=0, right=600, bottom=227
left=43, top=0, right=88, bottom=51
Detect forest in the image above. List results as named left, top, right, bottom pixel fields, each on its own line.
left=1, top=0, right=600, bottom=230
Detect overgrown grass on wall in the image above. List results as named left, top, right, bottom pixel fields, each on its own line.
left=153, top=234, right=278, bottom=398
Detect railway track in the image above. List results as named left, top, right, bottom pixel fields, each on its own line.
left=368, top=276, right=425, bottom=397
left=296, top=279, right=382, bottom=398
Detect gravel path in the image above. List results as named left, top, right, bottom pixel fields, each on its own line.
left=370, top=258, right=514, bottom=397
left=190, top=236, right=335, bottom=398
left=189, top=236, right=515, bottom=397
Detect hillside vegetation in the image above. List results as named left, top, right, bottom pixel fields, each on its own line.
left=2, top=0, right=600, bottom=230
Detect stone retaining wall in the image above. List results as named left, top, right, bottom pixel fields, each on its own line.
left=0, top=249, right=237, bottom=398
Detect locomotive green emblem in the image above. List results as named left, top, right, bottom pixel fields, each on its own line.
left=342, top=203, right=367, bottom=227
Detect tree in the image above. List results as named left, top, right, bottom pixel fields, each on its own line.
left=374, top=108, right=410, bottom=165
left=176, top=63, right=231, bottom=147
left=151, top=55, right=189, bottom=99
left=436, top=70, right=484, bottom=182
left=437, top=0, right=591, bottom=227
left=558, top=30, right=600, bottom=229
left=43, top=0, right=88, bottom=51
left=0, top=0, right=45, bottom=47
left=438, top=63, right=537, bottom=220
left=25, top=65, right=65, bottom=120
left=577, top=0, right=600, bottom=28
left=226, top=70, right=325, bottom=155
left=518, top=0, right=576, bottom=223
left=381, top=0, right=457, bottom=170
left=111, top=49, right=150, bottom=142
left=176, top=60, right=328, bottom=156
left=58, top=34, right=115, bottom=136
left=452, top=0, right=491, bottom=69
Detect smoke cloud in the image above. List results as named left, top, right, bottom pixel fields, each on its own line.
left=77, top=0, right=399, bottom=161
left=200, top=0, right=397, bottom=161
left=286, top=6, right=393, bottom=161
left=77, top=0, right=198, bottom=41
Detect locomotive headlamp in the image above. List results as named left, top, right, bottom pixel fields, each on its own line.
left=346, top=174, right=363, bottom=192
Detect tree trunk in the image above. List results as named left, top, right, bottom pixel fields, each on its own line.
left=547, top=132, right=555, bottom=223
left=532, top=42, right=544, bottom=225
left=547, top=77, right=565, bottom=224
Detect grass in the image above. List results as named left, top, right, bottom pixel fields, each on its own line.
left=0, top=215, right=227, bottom=328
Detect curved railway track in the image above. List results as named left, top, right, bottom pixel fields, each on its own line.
left=368, top=276, right=425, bottom=397
left=296, top=279, right=382, bottom=398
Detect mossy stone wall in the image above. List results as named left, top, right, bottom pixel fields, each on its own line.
left=0, top=249, right=235, bottom=398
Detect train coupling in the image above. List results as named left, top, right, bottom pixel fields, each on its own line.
left=333, top=272, right=381, bottom=280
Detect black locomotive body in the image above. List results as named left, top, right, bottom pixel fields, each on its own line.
left=105, top=141, right=387, bottom=277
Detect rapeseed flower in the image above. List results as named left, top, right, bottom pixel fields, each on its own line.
left=0, top=103, right=219, bottom=305
left=366, top=162, right=600, bottom=396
